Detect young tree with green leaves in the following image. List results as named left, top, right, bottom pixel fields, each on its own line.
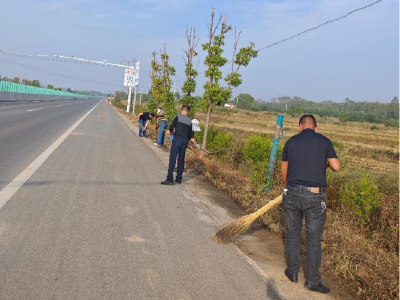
left=31, top=80, right=40, bottom=87
left=149, top=46, right=177, bottom=122
left=225, top=27, right=258, bottom=90
left=181, top=26, right=200, bottom=118
left=159, top=48, right=177, bottom=122
left=148, top=51, right=162, bottom=112
left=201, top=9, right=231, bottom=150
left=201, top=8, right=258, bottom=149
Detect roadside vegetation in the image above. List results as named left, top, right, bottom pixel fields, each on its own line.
left=110, top=6, right=399, bottom=299
left=189, top=109, right=399, bottom=300
left=111, top=98, right=399, bottom=300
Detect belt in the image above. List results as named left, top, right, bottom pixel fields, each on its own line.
left=288, top=183, right=325, bottom=193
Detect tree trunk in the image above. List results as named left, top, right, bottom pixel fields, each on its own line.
left=202, top=100, right=212, bottom=150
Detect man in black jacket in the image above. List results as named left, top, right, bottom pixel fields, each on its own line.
left=161, top=106, right=198, bottom=185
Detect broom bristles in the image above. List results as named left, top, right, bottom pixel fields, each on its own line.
left=211, top=214, right=255, bottom=244
left=211, top=194, right=283, bottom=244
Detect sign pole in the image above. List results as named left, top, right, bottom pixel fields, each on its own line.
left=264, top=114, right=284, bottom=193
left=124, top=62, right=139, bottom=114
left=126, top=86, right=132, bottom=113
left=132, top=86, right=137, bottom=115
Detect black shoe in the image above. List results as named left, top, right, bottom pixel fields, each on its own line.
left=161, top=180, right=174, bottom=185
left=175, top=179, right=182, bottom=184
left=304, top=282, right=330, bottom=293
left=284, top=268, right=298, bottom=283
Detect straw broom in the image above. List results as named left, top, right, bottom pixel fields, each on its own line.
left=187, top=145, right=214, bottom=169
left=187, top=145, right=283, bottom=243
left=212, top=194, right=283, bottom=244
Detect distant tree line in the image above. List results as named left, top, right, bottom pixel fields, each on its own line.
left=113, top=90, right=182, bottom=105
left=244, top=96, right=399, bottom=127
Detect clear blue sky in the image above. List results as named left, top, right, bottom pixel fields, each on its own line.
left=0, top=0, right=398, bottom=102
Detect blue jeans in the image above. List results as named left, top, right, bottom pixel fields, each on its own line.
left=283, top=185, right=327, bottom=285
left=157, top=121, right=168, bottom=145
left=167, top=138, right=189, bottom=182
left=139, top=119, right=147, bottom=137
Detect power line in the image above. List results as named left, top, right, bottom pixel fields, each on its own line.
left=0, top=58, right=122, bottom=88
left=257, top=0, right=382, bottom=52
left=0, top=48, right=132, bottom=68
left=176, top=0, right=383, bottom=82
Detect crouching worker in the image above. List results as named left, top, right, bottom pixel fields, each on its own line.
left=138, top=112, right=154, bottom=137
left=161, top=105, right=199, bottom=185
left=281, top=114, right=340, bottom=294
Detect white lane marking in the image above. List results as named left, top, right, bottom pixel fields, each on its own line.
left=0, top=101, right=101, bottom=211
left=27, top=108, right=43, bottom=112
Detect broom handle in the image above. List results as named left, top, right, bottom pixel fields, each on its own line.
left=253, top=194, right=283, bottom=219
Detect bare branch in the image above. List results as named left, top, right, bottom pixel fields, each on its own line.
left=231, top=27, right=241, bottom=73
left=212, top=15, right=223, bottom=39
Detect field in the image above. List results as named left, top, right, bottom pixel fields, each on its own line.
left=198, top=108, right=399, bottom=172
left=114, top=99, right=399, bottom=299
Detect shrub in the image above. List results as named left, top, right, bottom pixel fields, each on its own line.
left=341, top=174, right=381, bottom=225
left=242, top=135, right=284, bottom=190
left=209, top=131, right=232, bottom=152
left=370, top=125, right=379, bottom=130
left=243, top=135, right=272, bottom=163
left=195, top=125, right=232, bottom=152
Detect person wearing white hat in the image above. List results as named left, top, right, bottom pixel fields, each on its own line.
left=192, top=119, right=201, bottom=132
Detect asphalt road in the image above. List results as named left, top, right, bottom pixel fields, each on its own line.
left=0, top=100, right=272, bottom=299
left=0, top=99, right=100, bottom=192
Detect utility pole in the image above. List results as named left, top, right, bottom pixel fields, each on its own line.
left=126, top=86, right=132, bottom=113
left=139, top=87, right=142, bottom=105
left=132, top=86, right=137, bottom=115
left=132, top=61, right=140, bottom=114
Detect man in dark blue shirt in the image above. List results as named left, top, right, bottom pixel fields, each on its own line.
left=281, top=114, right=340, bottom=294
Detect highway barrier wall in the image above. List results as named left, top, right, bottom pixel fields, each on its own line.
left=0, top=81, right=89, bottom=101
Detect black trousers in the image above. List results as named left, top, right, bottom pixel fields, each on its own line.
left=167, top=138, right=189, bottom=182
left=283, top=185, right=327, bottom=284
